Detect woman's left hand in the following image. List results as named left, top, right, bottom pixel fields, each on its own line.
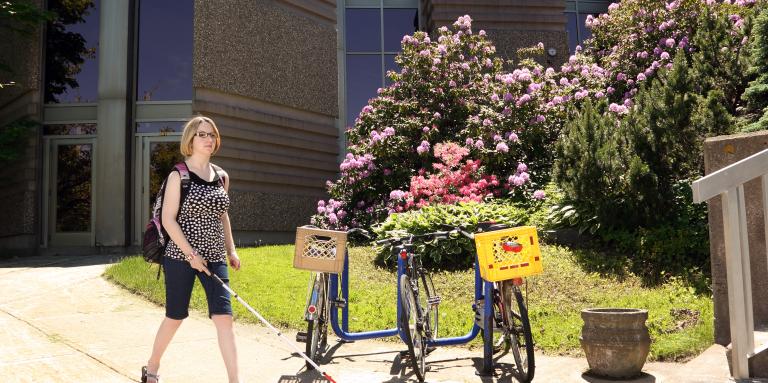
left=228, top=252, right=241, bottom=270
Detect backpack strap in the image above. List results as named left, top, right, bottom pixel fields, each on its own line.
left=211, top=163, right=227, bottom=188
left=174, top=162, right=192, bottom=205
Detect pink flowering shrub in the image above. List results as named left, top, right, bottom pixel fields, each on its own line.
left=313, top=16, right=554, bottom=229
left=389, top=142, right=501, bottom=210
left=580, top=0, right=759, bottom=112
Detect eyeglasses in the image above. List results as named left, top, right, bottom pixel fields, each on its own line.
left=196, top=131, right=218, bottom=139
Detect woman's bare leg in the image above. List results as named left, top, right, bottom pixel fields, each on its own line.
left=146, top=317, right=183, bottom=382
left=212, top=314, right=240, bottom=383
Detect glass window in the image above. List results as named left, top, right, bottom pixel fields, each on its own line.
left=345, top=5, right=417, bottom=128
left=136, top=0, right=193, bottom=101
left=55, top=143, right=92, bottom=232
left=579, top=13, right=594, bottom=46
left=44, top=0, right=100, bottom=104
left=136, top=121, right=185, bottom=134
left=148, top=141, right=184, bottom=215
left=345, top=9, right=381, bottom=52
left=346, top=55, right=382, bottom=125
left=383, top=9, right=418, bottom=52
left=566, top=12, right=579, bottom=53
left=44, top=123, right=98, bottom=135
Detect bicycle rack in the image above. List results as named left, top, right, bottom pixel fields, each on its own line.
left=327, top=245, right=496, bottom=375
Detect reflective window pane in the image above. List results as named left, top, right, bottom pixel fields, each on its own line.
left=56, top=144, right=92, bottom=232
left=44, top=123, right=97, bottom=135
left=346, top=55, right=382, bottom=126
left=136, top=121, right=185, bottom=133
left=346, top=8, right=381, bottom=52
left=148, top=142, right=184, bottom=215
left=136, top=0, right=193, bottom=101
left=383, top=9, right=417, bottom=52
left=566, top=12, right=578, bottom=53
left=45, top=0, right=100, bottom=103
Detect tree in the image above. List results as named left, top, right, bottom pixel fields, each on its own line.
left=741, top=6, right=768, bottom=132
left=0, top=0, right=54, bottom=88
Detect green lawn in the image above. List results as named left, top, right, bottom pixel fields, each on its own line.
left=104, top=244, right=712, bottom=362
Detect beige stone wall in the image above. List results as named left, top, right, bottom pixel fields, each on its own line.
left=193, top=0, right=338, bottom=117
left=193, top=1, right=340, bottom=242
left=423, top=0, right=568, bottom=68
left=0, top=0, right=44, bottom=250
left=703, top=130, right=768, bottom=345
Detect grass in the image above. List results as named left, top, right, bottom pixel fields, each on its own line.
left=104, top=244, right=713, bottom=362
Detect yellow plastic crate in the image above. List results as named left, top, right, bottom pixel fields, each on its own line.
left=474, top=226, right=543, bottom=282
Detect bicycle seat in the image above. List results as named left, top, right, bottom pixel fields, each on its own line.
left=477, top=221, right=509, bottom=232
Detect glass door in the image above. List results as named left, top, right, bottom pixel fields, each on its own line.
left=134, top=134, right=184, bottom=244
left=46, top=138, right=96, bottom=246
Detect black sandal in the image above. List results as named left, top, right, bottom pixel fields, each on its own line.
left=141, top=366, right=160, bottom=383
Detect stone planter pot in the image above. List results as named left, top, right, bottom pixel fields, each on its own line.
left=580, top=308, right=651, bottom=379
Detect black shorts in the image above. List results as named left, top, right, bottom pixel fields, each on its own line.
left=163, top=257, right=232, bottom=320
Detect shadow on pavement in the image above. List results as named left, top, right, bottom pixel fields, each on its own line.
left=0, top=254, right=129, bottom=269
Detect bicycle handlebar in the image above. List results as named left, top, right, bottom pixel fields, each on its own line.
left=375, top=230, right=451, bottom=246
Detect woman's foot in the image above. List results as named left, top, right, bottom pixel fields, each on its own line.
left=142, top=365, right=160, bottom=383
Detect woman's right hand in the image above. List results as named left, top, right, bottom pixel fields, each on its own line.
left=188, top=250, right=210, bottom=275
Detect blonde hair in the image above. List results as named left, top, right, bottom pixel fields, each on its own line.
left=180, top=116, right=221, bottom=157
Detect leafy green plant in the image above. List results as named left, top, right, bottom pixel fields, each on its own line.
left=372, top=201, right=534, bottom=269
left=0, top=118, right=36, bottom=164
left=546, top=203, right=600, bottom=235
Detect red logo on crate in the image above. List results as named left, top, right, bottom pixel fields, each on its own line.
left=501, top=241, right=523, bottom=253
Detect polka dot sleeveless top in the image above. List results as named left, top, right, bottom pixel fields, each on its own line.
left=164, top=165, right=230, bottom=263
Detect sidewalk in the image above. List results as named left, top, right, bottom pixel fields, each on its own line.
left=0, top=255, right=738, bottom=382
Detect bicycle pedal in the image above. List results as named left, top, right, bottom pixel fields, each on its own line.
left=333, top=298, right=347, bottom=308
left=428, top=296, right=441, bottom=305
left=295, top=331, right=307, bottom=342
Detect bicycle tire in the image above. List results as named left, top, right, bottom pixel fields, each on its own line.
left=399, top=273, right=426, bottom=382
left=305, top=273, right=329, bottom=370
left=420, top=272, right=438, bottom=340
left=499, top=281, right=535, bottom=383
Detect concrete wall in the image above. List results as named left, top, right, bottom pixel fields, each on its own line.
left=193, top=0, right=339, bottom=243
left=423, top=0, right=568, bottom=69
left=703, top=130, right=768, bottom=345
left=0, top=0, right=45, bottom=251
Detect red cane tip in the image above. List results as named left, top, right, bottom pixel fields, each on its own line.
left=323, top=372, right=337, bottom=383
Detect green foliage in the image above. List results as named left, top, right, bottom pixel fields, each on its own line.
left=740, top=6, right=768, bottom=132
left=0, top=118, right=36, bottom=164
left=372, top=201, right=536, bottom=269
left=44, top=0, right=97, bottom=103
left=107, top=245, right=714, bottom=362
left=556, top=52, right=731, bottom=230
left=0, top=0, right=54, bottom=35
left=0, top=0, right=55, bottom=88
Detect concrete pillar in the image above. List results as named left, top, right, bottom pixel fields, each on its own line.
left=95, top=0, right=129, bottom=246
left=703, top=131, right=768, bottom=346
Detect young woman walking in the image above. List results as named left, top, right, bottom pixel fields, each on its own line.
left=142, top=116, right=242, bottom=383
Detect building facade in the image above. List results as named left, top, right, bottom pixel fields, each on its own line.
left=0, top=0, right=609, bottom=255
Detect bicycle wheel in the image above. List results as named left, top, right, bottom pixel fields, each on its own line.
left=399, top=273, right=426, bottom=382
left=419, top=272, right=438, bottom=340
left=497, top=281, right=535, bottom=383
left=305, top=273, right=329, bottom=370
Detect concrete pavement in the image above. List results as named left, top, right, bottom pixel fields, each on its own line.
left=0, top=255, right=742, bottom=382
